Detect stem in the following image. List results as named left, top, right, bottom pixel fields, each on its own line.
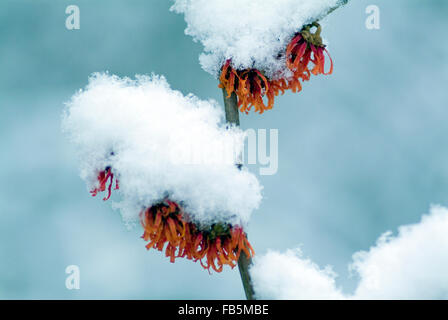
left=222, top=88, right=256, bottom=300
left=321, top=0, right=349, bottom=20
left=222, top=88, right=239, bottom=127
left=238, top=250, right=255, bottom=300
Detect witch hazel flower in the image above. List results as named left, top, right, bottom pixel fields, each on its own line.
left=140, top=199, right=254, bottom=272
left=219, top=22, right=333, bottom=114
left=90, top=166, right=119, bottom=201
left=286, top=22, right=333, bottom=79
left=172, top=0, right=346, bottom=114
left=62, top=73, right=262, bottom=272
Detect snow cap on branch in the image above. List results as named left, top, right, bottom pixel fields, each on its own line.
left=251, top=206, right=448, bottom=299
left=62, top=73, right=262, bottom=225
left=171, top=0, right=341, bottom=78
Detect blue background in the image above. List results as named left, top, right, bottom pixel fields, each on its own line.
left=0, top=0, right=447, bottom=298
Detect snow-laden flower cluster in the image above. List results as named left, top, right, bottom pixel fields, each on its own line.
left=171, top=0, right=340, bottom=78
left=62, top=73, right=262, bottom=226
left=251, top=206, right=448, bottom=299
left=172, top=0, right=343, bottom=114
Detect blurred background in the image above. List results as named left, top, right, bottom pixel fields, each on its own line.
left=0, top=0, right=447, bottom=299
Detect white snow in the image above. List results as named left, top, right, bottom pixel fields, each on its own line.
left=62, top=73, right=262, bottom=225
left=171, top=0, right=341, bottom=77
left=251, top=205, right=448, bottom=299
left=251, top=248, right=344, bottom=299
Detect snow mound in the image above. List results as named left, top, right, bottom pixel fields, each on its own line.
left=63, top=73, right=262, bottom=225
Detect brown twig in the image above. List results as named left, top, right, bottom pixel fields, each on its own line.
left=222, top=88, right=255, bottom=300
left=323, top=0, right=349, bottom=19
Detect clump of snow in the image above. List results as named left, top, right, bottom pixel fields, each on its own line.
left=251, top=205, right=448, bottom=299
left=251, top=248, right=344, bottom=299
left=171, top=0, right=341, bottom=77
left=62, top=73, right=262, bottom=225
left=351, top=205, right=448, bottom=299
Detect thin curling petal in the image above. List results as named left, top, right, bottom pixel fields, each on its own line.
left=286, top=33, right=302, bottom=59
left=167, top=218, right=179, bottom=243
left=90, top=167, right=119, bottom=201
